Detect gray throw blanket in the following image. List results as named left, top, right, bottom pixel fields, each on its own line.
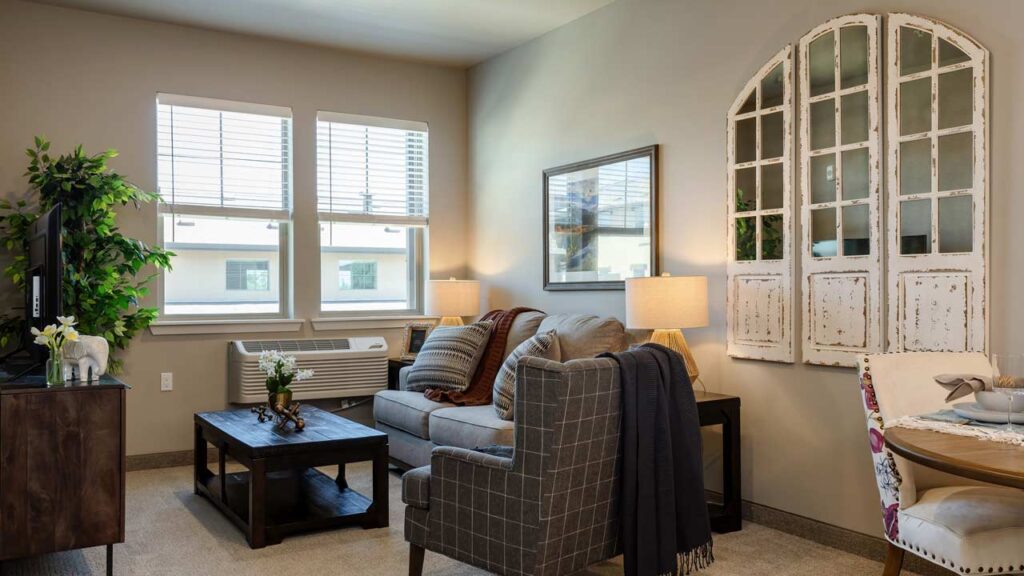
left=601, top=343, right=714, bottom=576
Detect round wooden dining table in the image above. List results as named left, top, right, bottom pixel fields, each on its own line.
left=885, top=427, right=1024, bottom=489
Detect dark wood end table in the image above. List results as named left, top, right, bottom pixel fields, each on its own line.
left=194, top=405, right=389, bottom=548
left=695, top=391, right=742, bottom=533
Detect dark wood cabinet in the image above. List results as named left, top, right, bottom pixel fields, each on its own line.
left=0, top=379, right=126, bottom=574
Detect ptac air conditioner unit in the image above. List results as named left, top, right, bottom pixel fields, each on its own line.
left=228, top=337, right=388, bottom=403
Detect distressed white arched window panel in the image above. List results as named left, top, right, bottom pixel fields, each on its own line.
left=886, top=14, right=988, bottom=353
left=727, top=46, right=794, bottom=363
left=799, top=15, right=883, bottom=367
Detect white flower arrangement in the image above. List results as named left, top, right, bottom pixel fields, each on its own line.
left=31, top=315, right=79, bottom=353
left=258, top=350, right=314, bottom=394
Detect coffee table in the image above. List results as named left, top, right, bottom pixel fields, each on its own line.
left=193, top=405, right=389, bottom=548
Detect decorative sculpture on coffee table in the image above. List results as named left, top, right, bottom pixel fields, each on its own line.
left=252, top=350, right=314, bottom=431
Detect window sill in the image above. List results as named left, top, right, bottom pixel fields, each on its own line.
left=148, top=319, right=305, bottom=336
left=311, top=315, right=437, bottom=331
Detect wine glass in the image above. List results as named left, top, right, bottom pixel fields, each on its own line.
left=991, top=354, right=1024, bottom=432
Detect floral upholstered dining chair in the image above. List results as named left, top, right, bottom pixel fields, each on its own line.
left=858, top=352, right=1024, bottom=576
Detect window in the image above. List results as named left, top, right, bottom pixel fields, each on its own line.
left=316, top=112, right=427, bottom=314
left=339, top=261, right=377, bottom=290
left=227, top=260, right=270, bottom=291
left=157, top=94, right=291, bottom=317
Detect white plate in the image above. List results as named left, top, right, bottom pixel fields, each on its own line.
left=952, top=402, right=1024, bottom=424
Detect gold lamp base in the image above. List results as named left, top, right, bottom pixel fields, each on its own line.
left=437, top=316, right=464, bottom=327
left=648, top=328, right=700, bottom=382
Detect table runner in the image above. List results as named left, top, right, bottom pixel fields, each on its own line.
left=889, top=409, right=1024, bottom=446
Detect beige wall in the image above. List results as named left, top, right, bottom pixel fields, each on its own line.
left=0, top=1, right=468, bottom=454
left=468, top=0, right=1024, bottom=537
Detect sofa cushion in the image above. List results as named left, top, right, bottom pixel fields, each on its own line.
left=429, top=405, right=515, bottom=450
left=405, top=320, right=493, bottom=393
left=401, top=466, right=432, bottom=509
left=538, top=313, right=626, bottom=360
left=503, top=311, right=547, bottom=359
left=493, top=331, right=560, bottom=420
left=373, top=390, right=453, bottom=439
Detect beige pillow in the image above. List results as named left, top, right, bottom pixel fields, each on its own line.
left=537, top=314, right=626, bottom=360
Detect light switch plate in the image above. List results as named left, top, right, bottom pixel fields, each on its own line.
left=160, top=372, right=173, bottom=392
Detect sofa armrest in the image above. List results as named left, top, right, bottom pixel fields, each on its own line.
left=431, top=445, right=513, bottom=471
left=398, top=365, right=413, bottom=391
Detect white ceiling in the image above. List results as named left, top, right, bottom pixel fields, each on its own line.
left=33, top=0, right=615, bottom=66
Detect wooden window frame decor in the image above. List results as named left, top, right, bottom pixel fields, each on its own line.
left=542, top=145, right=659, bottom=291
left=726, top=46, right=795, bottom=363
left=799, top=14, right=884, bottom=367
left=885, top=14, right=988, bottom=354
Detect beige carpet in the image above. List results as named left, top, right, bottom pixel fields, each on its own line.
left=0, top=463, right=917, bottom=575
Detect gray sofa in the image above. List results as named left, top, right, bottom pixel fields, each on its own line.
left=373, top=312, right=628, bottom=469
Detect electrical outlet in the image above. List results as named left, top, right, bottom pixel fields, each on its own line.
left=160, top=372, right=173, bottom=392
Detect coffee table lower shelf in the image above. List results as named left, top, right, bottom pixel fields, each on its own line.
left=196, top=467, right=378, bottom=548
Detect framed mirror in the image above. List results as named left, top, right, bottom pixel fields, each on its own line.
left=543, top=145, right=658, bottom=291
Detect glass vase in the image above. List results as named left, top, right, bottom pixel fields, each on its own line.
left=45, top=349, right=68, bottom=386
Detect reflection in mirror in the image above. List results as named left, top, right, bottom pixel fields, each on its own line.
left=738, top=90, right=757, bottom=114
left=736, top=216, right=756, bottom=261
left=840, top=26, right=869, bottom=89
left=842, top=148, right=870, bottom=200
left=811, top=208, right=838, bottom=257
left=938, top=132, right=973, bottom=191
left=900, top=138, right=931, bottom=195
left=761, top=163, right=784, bottom=210
left=938, top=68, right=973, bottom=130
left=810, top=154, right=836, bottom=204
left=735, top=167, right=757, bottom=212
left=900, top=78, right=932, bottom=136
left=810, top=99, right=836, bottom=151
left=761, top=215, right=784, bottom=260
left=842, top=204, right=870, bottom=256
left=761, top=64, right=784, bottom=109
left=938, top=38, right=970, bottom=68
left=938, top=195, right=973, bottom=253
left=900, top=199, right=932, bottom=254
left=841, top=90, right=869, bottom=145
left=736, top=118, right=757, bottom=163
left=809, top=32, right=835, bottom=97
left=900, top=27, right=932, bottom=76
left=761, top=112, right=784, bottom=160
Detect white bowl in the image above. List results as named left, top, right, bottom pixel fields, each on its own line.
left=975, top=390, right=1024, bottom=412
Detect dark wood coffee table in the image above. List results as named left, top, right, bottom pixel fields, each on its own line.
left=193, top=405, right=389, bottom=548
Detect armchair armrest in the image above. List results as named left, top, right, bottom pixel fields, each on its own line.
left=431, top=445, right=513, bottom=471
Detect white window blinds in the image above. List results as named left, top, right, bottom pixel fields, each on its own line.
left=157, top=93, right=292, bottom=220
left=316, top=111, right=429, bottom=226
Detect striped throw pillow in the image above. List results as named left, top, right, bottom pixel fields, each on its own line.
left=492, top=331, right=560, bottom=420
left=405, top=321, right=494, bottom=393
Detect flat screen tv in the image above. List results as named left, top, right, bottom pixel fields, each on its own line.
left=24, top=203, right=63, bottom=369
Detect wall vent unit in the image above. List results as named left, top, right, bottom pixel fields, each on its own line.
left=228, top=337, right=388, bottom=403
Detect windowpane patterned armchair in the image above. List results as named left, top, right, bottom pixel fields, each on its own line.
left=402, top=356, right=622, bottom=576
left=858, top=352, right=1024, bottom=576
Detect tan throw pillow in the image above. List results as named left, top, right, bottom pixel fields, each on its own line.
left=537, top=313, right=626, bottom=360
left=492, top=331, right=560, bottom=420
left=406, top=321, right=493, bottom=393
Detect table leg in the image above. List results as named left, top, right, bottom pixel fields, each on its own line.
left=218, top=443, right=228, bottom=508
left=365, top=444, right=389, bottom=528
left=193, top=424, right=207, bottom=495
left=336, top=462, right=348, bottom=490
left=249, top=458, right=267, bottom=548
left=106, top=544, right=113, bottom=576
left=720, top=403, right=742, bottom=532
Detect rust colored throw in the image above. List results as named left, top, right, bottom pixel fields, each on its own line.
left=424, top=307, right=541, bottom=406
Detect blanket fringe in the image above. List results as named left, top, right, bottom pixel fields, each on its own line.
left=660, top=541, right=715, bottom=576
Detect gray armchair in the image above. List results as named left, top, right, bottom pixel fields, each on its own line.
left=402, top=356, right=622, bottom=576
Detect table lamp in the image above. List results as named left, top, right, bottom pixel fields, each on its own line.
left=426, top=278, right=481, bottom=326
left=625, top=274, right=708, bottom=381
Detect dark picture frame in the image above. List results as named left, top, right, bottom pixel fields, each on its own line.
left=543, top=145, right=659, bottom=291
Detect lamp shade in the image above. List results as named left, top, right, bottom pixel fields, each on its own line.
left=625, top=275, right=708, bottom=330
left=426, top=278, right=481, bottom=318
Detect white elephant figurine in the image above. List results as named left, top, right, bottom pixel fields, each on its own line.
left=62, top=335, right=110, bottom=381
